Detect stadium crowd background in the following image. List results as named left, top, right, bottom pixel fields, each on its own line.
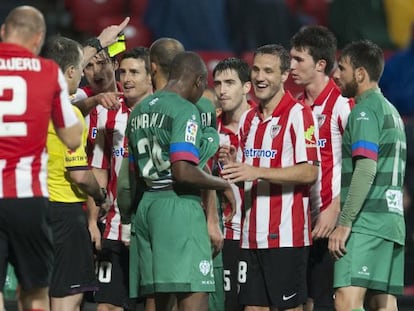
left=1, top=0, right=414, bottom=309
left=1, top=0, right=413, bottom=109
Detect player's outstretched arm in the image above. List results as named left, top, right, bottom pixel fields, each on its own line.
left=172, top=160, right=231, bottom=191
left=82, top=17, right=130, bottom=68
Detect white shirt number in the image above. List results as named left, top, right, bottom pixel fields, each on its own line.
left=0, top=76, right=28, bottom=137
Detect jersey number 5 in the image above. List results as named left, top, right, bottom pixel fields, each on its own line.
left=0, top=76, right=28, bottom=137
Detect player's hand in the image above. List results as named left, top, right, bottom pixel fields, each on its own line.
left=97, top=17, right=130, bottom=48
left=208, top=221, right=224, bottom=258
left=98, top=198, right=111, bottom=221
left=217, top=145, right=237, bottom=166
left=88, top=221, right=102, bottom=251
left=328, top=225, right=351, bottom=260
left=95, top=92, right=122, bottom=110
left=222, top=186, right=236, bottom=222
left=312, top=196, right=340, bottom=239
left=221, top=162, right=258, bottom=183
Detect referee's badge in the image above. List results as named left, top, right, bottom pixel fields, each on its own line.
left=317, top=114, right=326, bottom=128
left=270, top=125, right=281, bottom=138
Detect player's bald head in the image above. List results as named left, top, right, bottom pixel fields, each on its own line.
left=150, top=37, right=185, bottom=77
left=2, top=6, right=46, bottom=41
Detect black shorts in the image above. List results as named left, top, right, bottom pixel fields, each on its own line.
left=238, top=247, right=309, bottom=309
left=0, top=197, right=53, bottom=291
left=222, top=239, right=243, bottom=311
left=48, top=202, right=97, bottom=297
left=307, top=239, right=334, bottom=307
left=94, top=239, right=130, bottom=308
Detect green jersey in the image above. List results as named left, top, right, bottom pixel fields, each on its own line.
left=196, top=97, right=219, bottom=169
left=196, top=97, right=217, bottom=128
left=127, top=91, right=202, bottom=190
left=341, top=88, right=406, bottom=244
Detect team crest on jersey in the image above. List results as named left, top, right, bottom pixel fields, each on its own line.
left=270, top=125, right=281, bottom=138
left=185, top=120, right=198, bottom=144
left=199, top=260, right=211, bottom=276
left=357, top=111, right=369, bottom=121
left=304, top=125, right=317, bottom=146
left=317, top=114, right=326, bottom=128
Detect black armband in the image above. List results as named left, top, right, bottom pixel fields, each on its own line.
left=85, top=37, right=103, bottom=53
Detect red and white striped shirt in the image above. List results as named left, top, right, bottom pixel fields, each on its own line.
left=0, top=43, right=79, bottom=199
left=91, top=97, right=130, bottom=240
left=217, top=100, right=255, bottom=241
left=299, top=79, right=354, bottom=216
left=238, top=91, right=318, bottom=249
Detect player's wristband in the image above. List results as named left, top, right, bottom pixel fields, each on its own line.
left=94, top=187, right=107, bottom=206
left=121, top=223, right=131, bottom=243
left=85, top=37, right=104, bottom=53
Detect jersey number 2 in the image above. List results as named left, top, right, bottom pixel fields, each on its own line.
left=0, top=76, right=28, bottom=137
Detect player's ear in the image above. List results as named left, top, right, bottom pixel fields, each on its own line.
left=0, top=24, right=5, bottom=41
left=151, top=62, right=157, bottom=76
left=281, top=69, right=289, bottom=83
left=112, top=58, right=119, bottom=70
left=243, top=81, right=252, bottom=95
left=195, top=75, right=207, bottom=90
left=32, top=31, right=45, bottom=54
left=316, top=59, right=327, bottom=73
left=65, top=65, right=75, bottom=79
left=195, top=75, right=202, bottom=88
left=355, top=67, right=366, bottom=84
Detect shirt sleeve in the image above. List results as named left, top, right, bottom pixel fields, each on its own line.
left=91, top=108, right=110, bottom=169
left=51, top=68, right=80, bottom=129
left=169, top=105, right=201, bottom=165
left=64, top=107, right=88, bottom=170
left=348, top=105, right=379, bottom=161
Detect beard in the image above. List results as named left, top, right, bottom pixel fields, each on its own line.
left=340, top=77, right=359, bottom=98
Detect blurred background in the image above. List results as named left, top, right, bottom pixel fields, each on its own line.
left=1, top=0, right=414, bottom=309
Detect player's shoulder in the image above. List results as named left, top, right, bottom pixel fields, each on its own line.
left=36, top=55, right=60, bottom=75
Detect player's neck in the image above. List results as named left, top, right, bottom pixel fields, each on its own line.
left=304, top=75, right=330, bottom=106
left=356, top=82, right=378, bottom=98
left=155, top=76, right=168, bottom=91
left=261, top=89, right=284, bottom=119
left=224, top=99, right=250, bottom=126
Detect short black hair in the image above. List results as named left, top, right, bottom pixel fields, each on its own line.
left=169, top=51, right=207, bottom=81
left=341, top=40, right=384, bottom=82
left=120, top=47, right=151, bottom=74
left=213, top=57, right=250, bottom=84
left=290, top=25, right=337, bottom=75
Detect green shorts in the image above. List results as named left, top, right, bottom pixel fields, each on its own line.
left=132, top=190, right=215, bottom=296
left=129, top=225, right=140, bottom=298
left=334, top=232, right=404, bottom=295
left=209, top=252, right=225, bottom=311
